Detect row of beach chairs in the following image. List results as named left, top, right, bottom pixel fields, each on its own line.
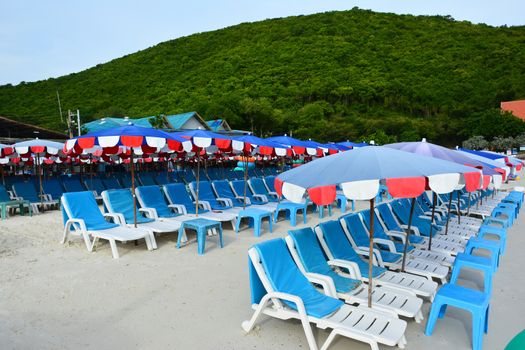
left=243, top=189, right=523, bottom=350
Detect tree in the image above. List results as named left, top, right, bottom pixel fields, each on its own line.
left=462, top=136, right=488, bottom=150
left=491, top=136, right=514, bottom=151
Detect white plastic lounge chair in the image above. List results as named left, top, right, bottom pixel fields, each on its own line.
left=102, top=189, right=184, bottom=247
left=285, top=228, right=424, bottom=322
left=242, top=238, right=408, bottom=350
left=339, top=215, right=449, bottom=283
left=315, top=221, right=438, bottom=300
left=61, top=191, right=155, bottom=259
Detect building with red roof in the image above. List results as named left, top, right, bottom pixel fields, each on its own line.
left=501, top=100, right=525, bottom=121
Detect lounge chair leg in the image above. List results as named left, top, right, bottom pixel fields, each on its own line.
left=320, top=330, right=338, bottom=350
left=241, top=297, right=272, bottom=333
left=109, top=239, right=119, bottom=259
left=61, top=228, right=69, bottom=244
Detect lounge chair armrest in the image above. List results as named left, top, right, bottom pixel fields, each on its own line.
left=139, top=207, right=158, bottom=219
left=355, top=246, right=382, bottom=266
left=304, top=273, right=338, bottom=298
left=327, top=259, right=362, bottom=280
left=252, top=194, right=268, bottom=203
left=418, top=215, right=431, bottom=221
left=372, top=238, right=397, bottom=252
left=216, top=197, right=233, bottom=207
left=236, top=196, right=251, bottom=205
left=103, top=213, right=124, bottom=224
left=168, top=204, right=186, bottom=214
left=264, top=292, right=308, bottom=317
left=7, top=190, right=16, bottom=199
left=385, top=231, right=406, bottom=243
left=267, top=191, right=278, bottom=199
left=400, top=224, right=421, bottom=236
left=195, top=200, right=211, bottom=210
left=64, top=218, right=87, bottom=232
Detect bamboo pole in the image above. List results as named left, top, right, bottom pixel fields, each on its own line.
left=195, top=152, right=201, bottom=217
left=401, top=198, right=416, bottom=272
left=428, top=192, right=436, bottom=251
left=444, top=192, right=453, bottom=235
left=368, top=198, right=375, bottom=308
left=131, top=153, right=137, bottom=227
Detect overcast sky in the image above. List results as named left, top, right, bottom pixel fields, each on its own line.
left=1, top=0, right=523, bottom=85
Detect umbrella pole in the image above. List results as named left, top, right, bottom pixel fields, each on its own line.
left=243, top=155, right=248, bottom=209
left=457, top=191, right=461, bottom=225
left=445, top=193, right=453, bottom=235
left=1, top=165, right=4, bottom=185
left=428, top=192, right=436, bottom=251
left=37, top=155, right=44, bottom=212
left=195, top=152, right=200, bottom=217
left=467, top=192, right=471, bottom=216
left=131, top=153, right=137, bottom=228
left=368, top=198, right=375, bottom=308
left=401, top=198, right=415, bottom=272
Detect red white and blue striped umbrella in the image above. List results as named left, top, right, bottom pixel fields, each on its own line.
left=65, top=125, right=192, bottom=226
left=275, top=146, right=481, bottom=308
left=266, top=135, right=321, bottom=156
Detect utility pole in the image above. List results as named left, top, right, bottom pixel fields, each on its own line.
left=77, top=109, right=81, bottom=136
left=56, top=90, right=64, bottom=123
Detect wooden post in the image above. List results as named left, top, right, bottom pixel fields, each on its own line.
left=401, top=198, right=415, bottom=272
left=428, top=192, right=437, bottom=251
left=243, top=155, right=248, bottom=209
left=195, top=152, right=201, bottom=217
left=444, top=192, right=453, bottom=235
left=131, top=153, right=137, bottom=227
left=457, top=190, right=461, bottom=225
left=368, top=198, right=375, bottom=308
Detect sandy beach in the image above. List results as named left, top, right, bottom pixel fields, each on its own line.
left=1, top=182, right=524, bottom=349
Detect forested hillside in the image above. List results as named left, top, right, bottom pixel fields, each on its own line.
left=1, top=8, right=525, bottom=144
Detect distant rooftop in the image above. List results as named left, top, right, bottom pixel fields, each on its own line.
left=501, top=100, right=525, bottom=121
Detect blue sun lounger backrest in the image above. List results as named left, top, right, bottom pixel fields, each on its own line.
left=103, top=189, right=154, bottom=224
left=340, top=214, right=370, bottom=247
left=377, top=204, right=403, bottom=231
left=360, top=209, right=390, bottom=241
left=0, top=185, right=13, bottom=202
left=212, top=180, right=235, bottom=199
left=120, top=175, right=133, bottom=188
left=62, top=177, right=85, bottom=192
left=264, top=176, right=276, bottom=192
left=139, top=173, right=157, bottom=186
left=102, top=177, right=122, bottom=190
left=231, top=180, right=254, bottom=199
left=250, top=177, right=270, bottom=196
left=390, top=200, right=434, bottom=236
left=154, top=173, right=170, bottom=185
left=162, top=183, right=208, bottom=214
left=289, top=228, right=361, bottom=293
left=42, top=179, right=64, bottom=200
left=136, top=185, right=179, bottom=218
left=190, top=181, right=231, bottom=210
left=13, top=182, right=39, bottom=202
left=249, top=238, right=343, bottom=318
left=84, top=177, right=106, bottom=195
left=62, top=191, right=118, bottom=231
left=316, top=220, right=387, bottom=278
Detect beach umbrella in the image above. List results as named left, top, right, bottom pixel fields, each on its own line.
left=267, top=135, right=320, bottom=156
left=384, top=139, right=501, bottom=248
left=455, top=149, right=510, bottom=183
left=233, top=135, right=288, bottom=209
left=0, top=144, right=14, bottom=185
left=337, top=140, right=368, bottom=148
left=65, top=124, right=192, bottom=226
left=274, top=146, right=481, bottom=308
left=13, top=139, right=65, bottom=211
left=459, top=148, right=523, bottom=174
left=174, top=130, right=244, bottom=216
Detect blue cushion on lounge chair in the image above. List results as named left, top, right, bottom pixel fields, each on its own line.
left=104, top=189, right=154, bottom=224
left=254, top=238, right=343, bottom=318
left=163, top=183, right=210, bottom=214
left=136, top=185, right=181, bottom=218
left=317, top=220, right=386, bottom=278
left=289, top=227, right=361, bottom=294
left=361, top=209, right=413, bottom=253
left=190, top=181, right=232, bottom=210
left=62, top=191, right=118, bottom=231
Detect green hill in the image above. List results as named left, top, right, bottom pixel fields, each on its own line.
left=1, top=8, right=525, bottom=144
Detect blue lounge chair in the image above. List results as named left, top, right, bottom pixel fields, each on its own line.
left=286, top=227, right=424, bottom=321
left=135, top=185, right=188, bottom=220
left=248, top=177, right=278, bottom=202
left=212, top=180, right=276, bottom=212
left=0, top=184, right=32, bottom=219
left=102, top=189, right=181, bottom=246
left=13, top=181, right=58, bottom=212
left=102, top=177, right=122, bottom=190
left=83, top=177, right=106, bottom=199
left=340, top=214, right=449, bottom=283
left=189, top=180, right=239, bottom=212
left=162, top=183, right=236, bottom=224
left=61, top=191, right=154, bottom=258
left=139, top=173, right=157, bottom=186
left=230, top=180, right=274, bottom=206
left=242, top=238, right=408, bottom=350
left=315, top=220, right=437, bottom=299
left=61, top=177, right=86, bottom=192
left=42, top=178, right=64, bottom=201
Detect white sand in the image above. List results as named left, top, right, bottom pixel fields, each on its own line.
left=1, top=183, right=524, bottom=349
